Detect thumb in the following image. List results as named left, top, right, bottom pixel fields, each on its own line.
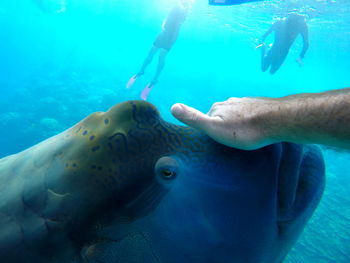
left=171, top=103, right=212, bottom=130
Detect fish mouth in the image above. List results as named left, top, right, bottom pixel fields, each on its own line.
left=276, top=143, right=325, bottom=226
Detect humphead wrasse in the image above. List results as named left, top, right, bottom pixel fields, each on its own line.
left=0, top=100, right=325, bottom=263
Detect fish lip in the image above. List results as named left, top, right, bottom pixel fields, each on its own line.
left=276, top=144, right=325, bottom=224
left=276, top=143, right=304, bottom=223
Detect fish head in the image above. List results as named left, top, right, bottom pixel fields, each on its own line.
left=80, top=101, right=325, bottom=263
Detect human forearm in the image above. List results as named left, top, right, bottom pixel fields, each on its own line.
left=299, top=41, right=309, bottom=59
left=260, top=25, right=274, bottom=43
left=171, top=88, right=350, bottom=151
left=260, top=32, right=270, bottom=42
left=299, top=26, right=309, bottom=59
left=266, top=88, right=350, bottom=149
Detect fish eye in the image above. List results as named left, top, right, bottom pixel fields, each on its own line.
left=155, top=157, right=179, bottom=183
left=160, top=168, right=176, bottom=180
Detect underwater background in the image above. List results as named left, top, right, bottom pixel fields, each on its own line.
left=0, top=0, right=349, bottom=262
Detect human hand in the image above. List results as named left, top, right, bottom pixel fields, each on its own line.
left=171, top=97, right=278, bottom=150
left=296, top=57, right=304, bottom=67
left=255, top=43, right=265, bottom=49
left=255, top=38, right=265, bottom=49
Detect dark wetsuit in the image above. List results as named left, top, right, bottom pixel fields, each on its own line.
left=261, top=15, right=309, bottom=74
left=154, top=6, right=187, bottom=51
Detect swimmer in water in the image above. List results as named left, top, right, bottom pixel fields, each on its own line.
left=126, top=0, right=191, bottom=100
left=258, top=12, right=309, bottom=74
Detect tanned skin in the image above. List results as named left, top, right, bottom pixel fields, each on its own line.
left=171, top=88, right=350, bottom=150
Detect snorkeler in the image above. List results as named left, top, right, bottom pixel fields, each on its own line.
left=258, top=12, right=309, bottom=74
left=126, top=0, right=191, bottom=100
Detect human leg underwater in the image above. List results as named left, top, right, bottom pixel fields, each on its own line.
left=126, top=46, right=159, bottom=89
left=140, top=49, right=168, bottom=100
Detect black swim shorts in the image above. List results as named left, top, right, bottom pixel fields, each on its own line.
left=153, top=31, right=178, bottom=51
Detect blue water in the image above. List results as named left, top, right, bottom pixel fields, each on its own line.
left=0, top=0, right=349, bottom=262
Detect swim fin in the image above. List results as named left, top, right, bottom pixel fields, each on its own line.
left=140, top=83, right=155, bottom=101
left=126, top=75, right=139, bottom=89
